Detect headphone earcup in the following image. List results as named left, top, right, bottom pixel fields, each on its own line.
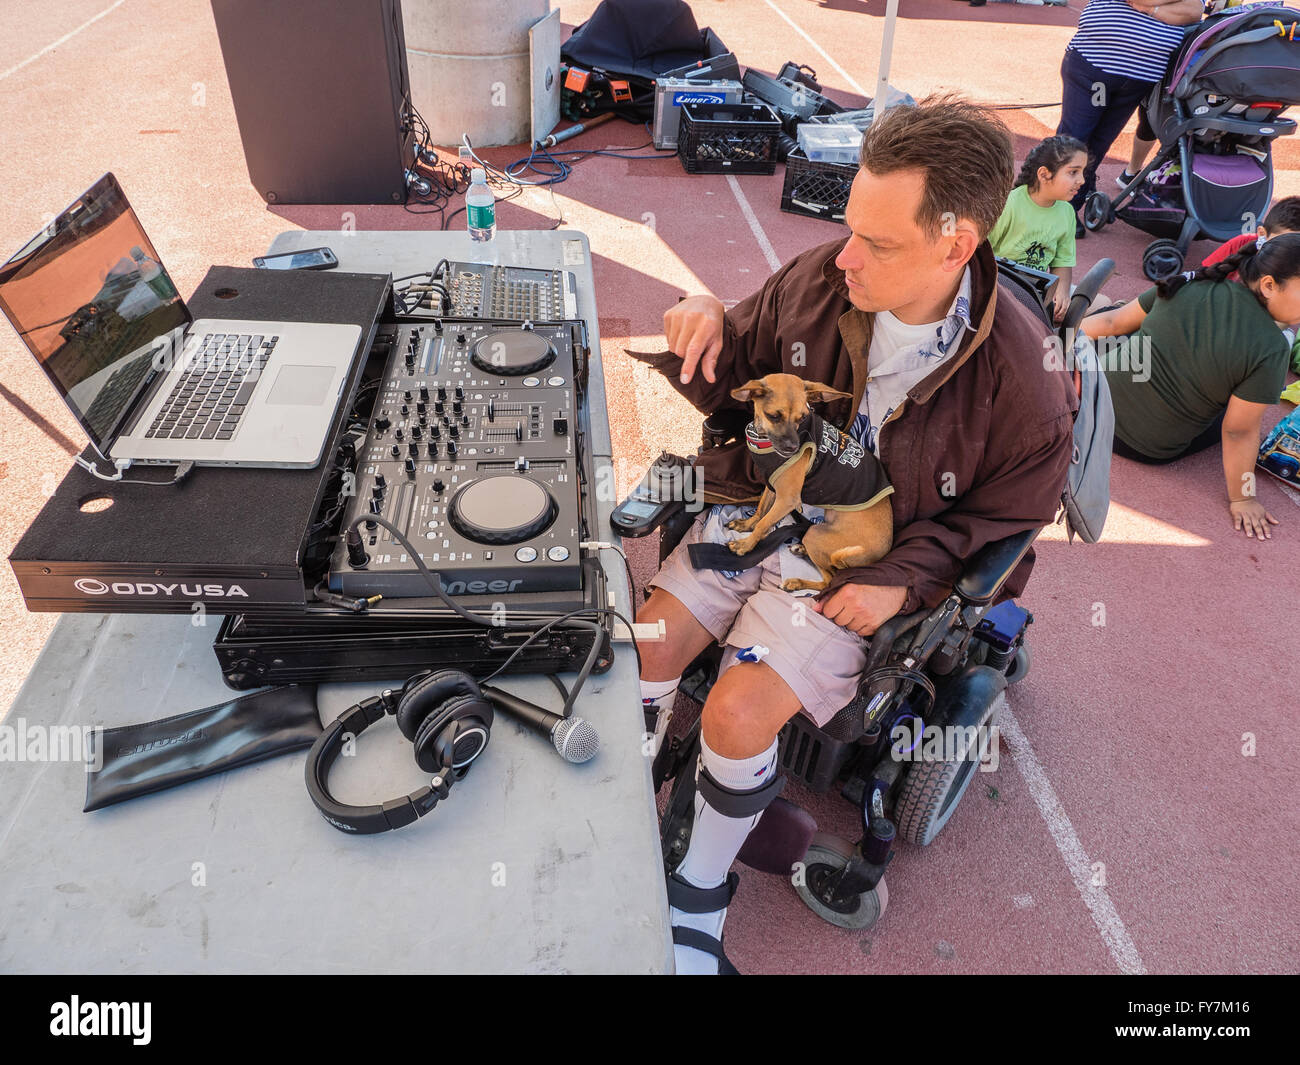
left=412, top=694, right=492, bottom=773
left=395, top=669, right=479, bottom=741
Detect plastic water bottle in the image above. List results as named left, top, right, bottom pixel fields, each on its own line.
left=466, top=168, right=496, bottom=242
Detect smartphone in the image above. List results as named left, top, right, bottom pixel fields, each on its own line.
left=253, top=247, right=338, bottom=270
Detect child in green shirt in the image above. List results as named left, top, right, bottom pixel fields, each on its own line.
left=988, top=135, right=1087, bottom=322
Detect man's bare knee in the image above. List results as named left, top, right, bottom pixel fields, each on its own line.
left=702, top=663, right=801, bottom=758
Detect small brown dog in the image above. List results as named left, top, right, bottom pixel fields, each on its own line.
left=726, top=373, right=894, bottom=592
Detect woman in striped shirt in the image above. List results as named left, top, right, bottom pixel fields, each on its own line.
left=1057, top=0, right=1204, bottom=233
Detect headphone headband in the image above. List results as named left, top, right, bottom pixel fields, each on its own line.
left=304, top=693, right=459, bottom=834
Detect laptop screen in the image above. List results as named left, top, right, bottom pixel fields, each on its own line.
left=0, top=173, right=191, bottom=454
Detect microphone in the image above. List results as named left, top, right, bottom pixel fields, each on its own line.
left=480, top=684, right=599, bottom=764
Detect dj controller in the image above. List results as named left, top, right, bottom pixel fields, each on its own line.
left=328, top=318, right=590, bottom=599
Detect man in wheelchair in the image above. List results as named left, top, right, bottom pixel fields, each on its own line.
left=625, top=97, right=1080, bottom=975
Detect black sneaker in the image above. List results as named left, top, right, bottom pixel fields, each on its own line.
left=1116, top=171, right=1137, bottom=189
left=1076, top=220, right=1086, bottom=239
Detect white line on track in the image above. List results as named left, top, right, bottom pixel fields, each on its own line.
left=726, top=175, right=781, bottom=274
left=761, top=0, right=869, bottom=96
left=999, top=705, right=1147, bottom=975
left=0, top=0, right=127, bottom=83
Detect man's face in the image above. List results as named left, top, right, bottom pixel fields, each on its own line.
left=834, top=167, right=973, bottom=317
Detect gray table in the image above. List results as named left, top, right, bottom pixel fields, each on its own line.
left=0, top=230, right=671, bottom=974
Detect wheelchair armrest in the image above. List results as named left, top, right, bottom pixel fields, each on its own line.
left=953, top=528, right=1039, bottom=605
left=1061, top=257, right=1115, bottom=333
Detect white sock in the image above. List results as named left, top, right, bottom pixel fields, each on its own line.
left=671, top=736, right=778, bottom=975
left=641, top=676, right=680, bottom=757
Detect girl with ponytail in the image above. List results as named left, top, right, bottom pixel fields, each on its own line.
left=988, top=135, right=1087, bottom=322
left=1081, top=233, right=1300, bottom=539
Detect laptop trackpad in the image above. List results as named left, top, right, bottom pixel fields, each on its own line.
left=265, top=364, right=335, bottom=406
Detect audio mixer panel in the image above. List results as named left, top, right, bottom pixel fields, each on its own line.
left=329, top=320, right=589, bottom=598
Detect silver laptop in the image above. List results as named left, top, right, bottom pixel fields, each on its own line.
left=0, top=173, right=361, bottom=469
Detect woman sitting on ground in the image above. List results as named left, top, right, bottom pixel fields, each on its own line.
left=1080, top=234, right=1300, bottom=540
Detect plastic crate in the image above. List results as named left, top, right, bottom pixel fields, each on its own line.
left=678, top=101, right=781, bottom=175
left=780, top=146, right=855, bottom=221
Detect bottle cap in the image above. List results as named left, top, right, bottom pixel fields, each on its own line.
left=471, top=168, right=486, bottom=183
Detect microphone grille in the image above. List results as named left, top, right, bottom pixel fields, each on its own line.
left=552, top=716, right=600, bottom=764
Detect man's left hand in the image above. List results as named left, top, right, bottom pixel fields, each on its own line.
left=811, top=583, right=908, bottom=636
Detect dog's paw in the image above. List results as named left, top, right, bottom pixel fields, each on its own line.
left=725, top=517, right=754, bottom=533
left=789, top=542, right=808, bottom=558
left=729, top=537, right=755, bottom=556
left=781, top=578, right=816, bottom=592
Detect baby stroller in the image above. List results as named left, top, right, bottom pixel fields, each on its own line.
left=1083, top=5, right=1300, bottom=281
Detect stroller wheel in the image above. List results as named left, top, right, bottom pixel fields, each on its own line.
left=1083, top=191, right=1113, bottom=232
left=1143, top=238, right=1184, bottom=282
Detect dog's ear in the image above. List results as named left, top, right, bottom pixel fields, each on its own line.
left=803, top=381, right=852, bottom=405
left=731, top=380, right=769, bottom=403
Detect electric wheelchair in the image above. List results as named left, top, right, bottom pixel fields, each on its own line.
left=620, top=256, right=1114, bottom=930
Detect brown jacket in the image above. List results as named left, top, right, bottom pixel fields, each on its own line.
left=628, top=239, right=1078, bottom=613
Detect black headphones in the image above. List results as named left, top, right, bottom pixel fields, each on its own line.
left=304, top=668, right=494, bottom=834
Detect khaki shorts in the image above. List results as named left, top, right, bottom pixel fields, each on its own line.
left=648, top=507, right=869, bottom=727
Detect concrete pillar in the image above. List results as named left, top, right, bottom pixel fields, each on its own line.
left=403, top=0, right=551, bottom=148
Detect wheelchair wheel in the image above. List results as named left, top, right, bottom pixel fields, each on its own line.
left=895, top=692, right=1003, bottom=846
left=1003, top=643, right=1031, bottom=686
left=794, top=833, right=888, bottom=930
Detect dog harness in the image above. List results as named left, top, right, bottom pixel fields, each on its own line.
left=688, top=414, right=892, bottom=572
left=745, top=413, right=893, bottom=511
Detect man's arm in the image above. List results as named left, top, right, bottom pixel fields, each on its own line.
left=625, top=256, right=799, bottom=414
left=823, top=419, right=1074, bottom=616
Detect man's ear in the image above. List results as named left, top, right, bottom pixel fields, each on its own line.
left=804, top=381, right=852, bottom=405
left=731, top=380, right=768, bottom=403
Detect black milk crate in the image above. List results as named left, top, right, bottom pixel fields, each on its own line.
left=780, top=146, right=855, bottom=222
left=678, top=101, right=781, bottom=175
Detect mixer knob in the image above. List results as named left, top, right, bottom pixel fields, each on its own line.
left=395, top=427, right=404, bottom=441
left=417, top=401, right=427, bottom=416
left=374, top=473, right=387, bottom=489
left=434, top=400, right=444, bottom=415
left=456, top=333, right=466, bottom=345
left=433, top=479, right=445, bottom=493
left=452, top=400, right=463, bottom=415
left=430, top=424, right=441, bottom=439
left=427, top=441, right=438, bottom=458
left=404, top=457, right=417, bottom=477
left=409, top=442, right=419, bottom=458
left=411, top=425, right=422, bottom=440
left=449, top=424, right=460, bottom=439
left=400, top=404, right=408, bottom=416
left=391, top=444, right=400, bottom=458
left=371, top=484, right=384, bottom=501
left=447, top=441, right=458, bottom=459
left=454, top=385, right=464, bottom=401
left=437, top=385, right=447, bottom=402
left=404, top=390, right=413, bottom=401
left=374, top=415, right=391, bottom=432
left=460, top=414, right=469, bottom=427
left=420, top=385, right=430, bottom=402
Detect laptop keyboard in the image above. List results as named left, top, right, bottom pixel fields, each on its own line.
left=145, top=332, right=278, bottom=441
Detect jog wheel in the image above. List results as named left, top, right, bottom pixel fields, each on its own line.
left=447, top=475, right=557, bottom=544
left=471, top=330, right=556, bottom=376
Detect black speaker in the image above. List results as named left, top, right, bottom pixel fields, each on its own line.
left=211, top=0, right=414, bottom=205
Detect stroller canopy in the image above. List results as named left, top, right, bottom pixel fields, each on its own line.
left=1171, top=5, right=1300, bottom=104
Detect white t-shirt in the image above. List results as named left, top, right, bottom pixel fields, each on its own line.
left=851, top=268, right=972, bottom=456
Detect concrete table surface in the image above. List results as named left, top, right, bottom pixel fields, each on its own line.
left=0, top=230, right=670, bottom=974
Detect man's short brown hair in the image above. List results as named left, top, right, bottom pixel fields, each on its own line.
left=859, top=94, right=1014, bottom=241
